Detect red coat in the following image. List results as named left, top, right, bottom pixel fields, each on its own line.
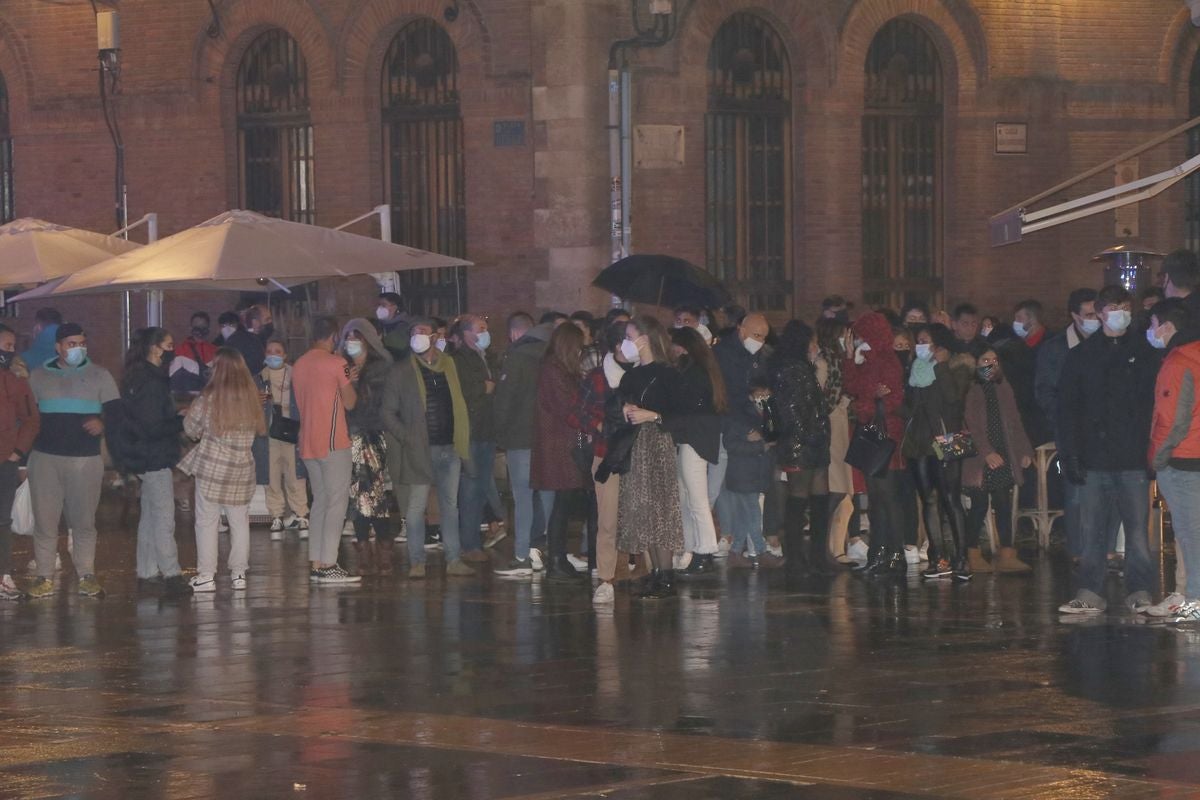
left=531, top=361, right=586, bottom=491
left=843, top=312, right=906, bottom=472
left=0, top=368, right=39, bottom=461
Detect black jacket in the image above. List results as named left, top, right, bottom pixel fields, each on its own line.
left=493, top=324, right=552, bottom=450
left=1033, top=325, right=1078, bottom=443
left=900, top=356, right=973, bottom=459
left=769, top=356, right=829, bottom=469
left=116, top=360, right=183, bottom=474
left=712, top=335, right=767, bottom=444
left=997, top=335, right=1051, bottom=446
left=221, top=328, right=266, bottom=375
left=346, top=356, right=391, bottom=436
left=663, top=358, right=721, bottom=464
left=1057, top=330, right=1161, bottom=471
left=599, top=362, right=675, bottom=480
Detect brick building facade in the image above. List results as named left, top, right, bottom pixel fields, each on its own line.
left=0, top=0, right=1198, bottom=368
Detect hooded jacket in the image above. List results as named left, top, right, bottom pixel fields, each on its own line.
left=493, top=323, right=553, bottom=450
left=340, top=318, right=394, bottom=436
left=843, top=312, right=906, bottom=471
left=114, top=359, right=184, bottom=474
left=1058, top=328, right=1160, bottom=472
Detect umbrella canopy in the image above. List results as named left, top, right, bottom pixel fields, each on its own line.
left=0, top=218, right=142, bottom=290
left=592, top=254, right=731, bottom=310
left=13, top=210, right=472, bottom=298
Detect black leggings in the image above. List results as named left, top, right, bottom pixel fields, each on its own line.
left=965, top=487, right=1013, bottom=548
left=865, top=470, right=906, bottom=559
left=908, top=456, right=966, bottom=562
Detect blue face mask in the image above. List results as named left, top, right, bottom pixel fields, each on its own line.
left=265, top=355, right=285, bottom=370
left=344, top=340, right=364, bottom=358
left=475, top=331, right=491, bottom=351
left=1147, top=327, right=1167, bottom=350
left=64, top=346, right=87, bottom=367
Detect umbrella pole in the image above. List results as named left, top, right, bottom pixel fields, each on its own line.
left=656, top=275, right=664, bottom=308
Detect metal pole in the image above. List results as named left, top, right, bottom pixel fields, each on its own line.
left=607, top=68, right=623, bottom=308
left=120, top=184, right=130, bottom=356
left=620, top=67, right=632, bottom=259
left=145, top=213, right=162, bottom=326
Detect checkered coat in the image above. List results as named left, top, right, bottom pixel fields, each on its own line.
left=178, top=395, right=256, bottom=505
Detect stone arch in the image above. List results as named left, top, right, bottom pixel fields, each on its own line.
left=1162, top=5, right=1200, bottom=114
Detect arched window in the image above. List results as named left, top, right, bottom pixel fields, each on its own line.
left=382, top=18, right=466, bottom=317
left=0, top=72, right=13, bottom=224
left=705, top=13, right=791, bottom=313
left=1187, top=50, right=1200, bottom=252
left=236, top=29, right=314, bottom=223
left=862, top=18, right=943, bottom=310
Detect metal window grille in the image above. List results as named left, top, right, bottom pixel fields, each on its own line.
left=1187, top=53, right=1200, bottom=254
left=862, top=18, right=943, bottom=311
left=382, top=18, right=466, bottom=318
left=705, top=13, right=791, bottom=313
left=0, top=73, right=13, bottom=226
left=236, top=29, right=315, bottom=225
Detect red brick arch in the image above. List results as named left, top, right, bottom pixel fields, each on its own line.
left=836, top=0, right=985, bottom=103
left=1161, top=5, right=1200, bottom=114
left=0, top=12, right=35, bottom=131
left=675, top=0, right=836, bottom=91
left=339, top=0, right=491, bottom=101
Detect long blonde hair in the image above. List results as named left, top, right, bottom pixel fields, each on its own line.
left=203, top=347, right=266, bottom=436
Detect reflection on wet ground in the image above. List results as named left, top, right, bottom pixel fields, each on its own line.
left=0, top=503, right=1198, bottom=797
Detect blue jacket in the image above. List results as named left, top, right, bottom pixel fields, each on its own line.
left=20, top=324, right=57, bottom=370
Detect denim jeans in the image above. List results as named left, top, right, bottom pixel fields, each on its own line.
left=1154, top=467, right=1200, bottom=599
left=708, top=440, right=728, bottom=509
left=1064, top=479, right=1121, bottom=558
left=0, top=461, right=18, bottom=575
left=405, top=445, right=462, bottom=565
left=505, top=448, right=552, bottom=561
left=136, top=469, right=182, bottom=580
left=458, top=440, right=495, bottom=553
left=722, top=491, right=766, bottom=556
left=1076, top=469, right=1155, bottom=606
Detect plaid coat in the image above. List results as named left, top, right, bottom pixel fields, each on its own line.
left=178, top=395, right=256, bottom=505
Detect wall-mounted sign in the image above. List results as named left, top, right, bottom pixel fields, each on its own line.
left=634, top=125, right=685, bottom=169
left=995, top=122, right=1027, bottom=155
left=493, top=120, right=526, bottom=148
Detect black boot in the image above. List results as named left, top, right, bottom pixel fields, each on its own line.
left=680, top=553, right=715, bottom=577
left=635, top=569, right=662, bottom=598
left=645, top=569, right=677, bottom=599
left=807, top=494, right=833, bottom=575
left=783, top=497, right=810, bottom=574
left=546, top=555, right=582, bottom=583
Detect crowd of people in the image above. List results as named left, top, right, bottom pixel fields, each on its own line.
left=5, top=250, right=1200, bottom=618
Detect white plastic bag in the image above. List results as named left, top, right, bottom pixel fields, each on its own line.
left=11, top=478, right=33, bottom=535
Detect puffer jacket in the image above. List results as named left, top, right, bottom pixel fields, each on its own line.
left=900, top=355, right=974, bottom=459
left=1150, top=339, right=1200, bottom=470
left=117, top=360, right=183, bottom=474
left=844, top=311, right=906, bottom=471
left=769, top=356, right=829, bottom=469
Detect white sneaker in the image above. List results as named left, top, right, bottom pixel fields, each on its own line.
left=673, top=552, right=693, bottom=571
left=592, top=582, right=615, bottom=605
left=394, top=518, right=408, bottom=543
left=529, top=547, right=544, bottom=572
left=716, top=537, right=731, bottom=557
left=918, top=540, right=930, bottom=563
left=847, top=538, right=869, bottom=564
left=231, top=573, right=247, bottom=591
left=297, top=518, right=309, bottom=540
left=270, top=517, right=284, bottom=533
left=766, top=544, right=784, bottom=558
left=0, top=574, right=17, bottom=594
left=566, top=553, right=589, bottom=573
left=189, top=574, right=216, bottom=593
left=904, top=545, right=921, bottom=565
left=1147, top=592, right=1187, bottom=618
left=282, top=513, right=298, bottom=528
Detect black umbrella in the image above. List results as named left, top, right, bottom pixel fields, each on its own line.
left=592, top=254, right=731, bottom=309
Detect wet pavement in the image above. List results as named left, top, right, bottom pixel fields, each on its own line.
left=1, top=502, right=1199, bottom=798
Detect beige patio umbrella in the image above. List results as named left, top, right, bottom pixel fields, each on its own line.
left=0, top=217, right=142, bottom=290
left=12, top=210, right=471, bottom=299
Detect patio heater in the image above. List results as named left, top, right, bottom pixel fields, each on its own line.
left=1090, top=244, right=1164, bottom=294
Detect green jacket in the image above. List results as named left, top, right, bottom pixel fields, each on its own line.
left=492, top=324, right=552, bottom=450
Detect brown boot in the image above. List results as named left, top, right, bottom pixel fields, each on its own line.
left=995, top=546, right=1032, bottom=574
left=967, top=547, right=993, bottom=574
left=377, top=540, right=393, bottom=575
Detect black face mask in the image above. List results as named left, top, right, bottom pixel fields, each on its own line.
left=160, top=349, right=176, bottom=368
left=834, top=310, right=850, bottom=325
left=192, top=327, right=209, bottom=339
left=895, top=349, right=913, bottom=369
left=0, top=351, right=12, bottom=371
left=260, top=323, right=275, bottom=339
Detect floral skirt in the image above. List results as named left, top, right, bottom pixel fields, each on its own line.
left=351, top=431, right=390, bottom=519
left=617, top=423, right=683, bottom=553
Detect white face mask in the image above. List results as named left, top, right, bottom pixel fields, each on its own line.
left=435, top=338, right=447, bottom=352
left=475, top=331, right=491, bottom=351
left=1079, top=318, right=1101, bottom=336
left=344, top=340, right=363, bottom=358
left=914, top=343, right=934, bottom=362
left=620, top=339, right=640, bottom=363
left=1104, top=309, right=1132, bottom=334
left=1011, top=320, right=1028, bottom=339
left=375, top=306, right=392, bottom=322
left=743, top=337, right=764, bottom=355
left=410, top=333, right=432, bottom=354
left=220, top=325, right=236, bottom=340
left=1147, top=326, right=1167, bottom=350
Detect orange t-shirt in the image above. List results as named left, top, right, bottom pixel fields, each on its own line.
left=292, top=348, right=351, bottom=460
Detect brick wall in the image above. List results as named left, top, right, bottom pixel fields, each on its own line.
left=1, top=0, right=1197, bottom=370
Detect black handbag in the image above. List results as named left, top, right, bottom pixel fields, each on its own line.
left=845, top=398, right=896, bottom=478
left=268, top=404, right=300, bottom=444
